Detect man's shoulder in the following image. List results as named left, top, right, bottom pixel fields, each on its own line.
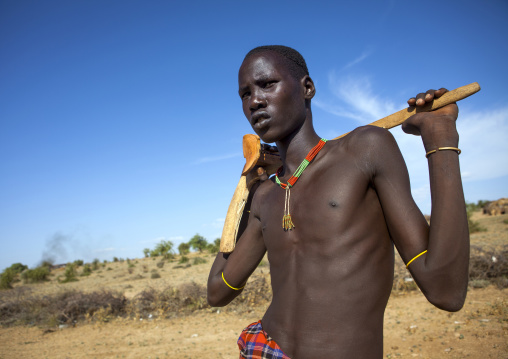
left=327, top=125, right=396, bottom=156
left=346, top=125, right=394, bottom=144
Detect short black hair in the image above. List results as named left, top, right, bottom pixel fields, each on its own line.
left=244, top=45, right=309, bottom=81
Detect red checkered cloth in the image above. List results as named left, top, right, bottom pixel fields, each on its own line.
left=237, top=320, right=291, bottom=359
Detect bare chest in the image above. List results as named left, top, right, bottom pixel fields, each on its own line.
left=257, top=158, right=382, bottom=252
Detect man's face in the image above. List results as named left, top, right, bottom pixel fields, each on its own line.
left=238, top=52, right=307, bottom=143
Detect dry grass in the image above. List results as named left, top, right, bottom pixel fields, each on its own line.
left=1, top=211, right=507, bottom=330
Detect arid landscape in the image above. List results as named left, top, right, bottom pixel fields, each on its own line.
left=1, top=210, right=507, bottom=359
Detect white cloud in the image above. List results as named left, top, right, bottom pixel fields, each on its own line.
left=455, top=107, right=508, bottom=181
left=316, top=72, right=508, bottom=213
left=314, top=72, right=396, bottom=124
left=213, top=218, right=225, bottom=227
left=341, top=48, right=374, bottom=71
left=193, top=153, right=241, bottom=165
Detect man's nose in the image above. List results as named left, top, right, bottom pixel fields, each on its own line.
left=249, top=90, right=266, bottom=111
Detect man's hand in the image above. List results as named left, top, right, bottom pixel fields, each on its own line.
left=402, top=88, right=459, bottom=152
left=261, top=143, right=279, bottom=154
left=246, top=143, right=279, bottom=185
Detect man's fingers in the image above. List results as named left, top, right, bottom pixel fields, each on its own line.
left=256, top=167, right=268, bottom=181
left=434, top=88, right=448, bottom=98
left=424, top=89, right=436, bottom=102
left=414, top=93, right=424, bottom=106
left=407, top=88, right=449, bottom=106
left=260, top=143, right=278, bottom=153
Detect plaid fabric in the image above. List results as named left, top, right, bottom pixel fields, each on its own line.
left=237, top=320, right=291, bottom=359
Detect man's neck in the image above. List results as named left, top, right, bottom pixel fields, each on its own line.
left=275, top=120, right=321, bottom=176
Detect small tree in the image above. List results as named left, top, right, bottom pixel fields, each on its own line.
left=153, top=240, right=174, bottom=259
left=189, top=234, right=208, bottom=253
left=178, top=242, right=190, bottom=256
left=143, top=248, right=150, bottom=258
left=207, top=238, right=220, bottom=254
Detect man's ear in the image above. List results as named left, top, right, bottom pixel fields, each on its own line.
left=302, top=75, right=316, bottom=100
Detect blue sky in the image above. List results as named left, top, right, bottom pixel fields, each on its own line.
left=1, top=0, right=507, bottom=269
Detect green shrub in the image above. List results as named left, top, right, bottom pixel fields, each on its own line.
left=8, top=263, right=28, bottom=274
left=92, top=259, right=100, bottom=270
left=81, top=264, right=92, bottom=276
left=22, top=266, right=50, bottom=283
left=39, top=260, right=53, bottom=269
left=113, top=257, right=119, bottom=262
left=193, top=257, right=207, bottom=265
left=179, top=256, right=189, bottom=264
left=73, top=259, right=84, bottom=267
left=207, top=238, right=220, bottom=254
left=0, top=269, right=15, bottom=289
left=469, top=279, right=490, bottom=289
left=151, top=271, right=161, bottom=279
left=143, top=248, right=150, bottom=258
left=494, top=276, right=508, bottom=289
left=173, top=263, right=191, bottom=269
left=60, top=264, right=78, bottom=283
left=466, top=202, right=487, bottom=233
left=156, top=261, right=164, bottom=268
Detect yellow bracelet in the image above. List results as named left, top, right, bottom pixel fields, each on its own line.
left=426, top=147, right=461, bottom=158
left=221, top=272, right=245, bottom=290
left=406, top=250, right=428, bottom=268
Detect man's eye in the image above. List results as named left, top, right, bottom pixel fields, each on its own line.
left=263, top=81, right=276, bottom=88
left=241, top=92, right=250, bottom=100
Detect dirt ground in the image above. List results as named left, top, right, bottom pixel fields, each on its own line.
left=1, top=212, right=507, bottom=358
left=0, top=287, right=506, bottom=359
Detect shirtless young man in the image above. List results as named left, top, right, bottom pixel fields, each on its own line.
left=207, top=45, right=469, bottom=358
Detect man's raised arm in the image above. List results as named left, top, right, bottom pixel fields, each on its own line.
left=370, top=88, right=469, bottom=311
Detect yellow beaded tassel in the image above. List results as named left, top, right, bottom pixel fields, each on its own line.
left=282, top=187, right=295, bottom=230
left=275, top=139, right=327, bottom=231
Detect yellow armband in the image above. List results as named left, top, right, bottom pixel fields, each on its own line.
left=406, top=250, right=428, bottom=268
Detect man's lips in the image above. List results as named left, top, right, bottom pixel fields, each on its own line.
left=251, top=112, right=270, bottom=129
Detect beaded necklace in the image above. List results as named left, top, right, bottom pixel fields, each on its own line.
left=275, top=138, right=327, bottom=230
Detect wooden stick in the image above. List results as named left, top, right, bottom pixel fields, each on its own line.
left=337, top=82, right=481, bottom=139
left=220, top=82, right=481, bottom=253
